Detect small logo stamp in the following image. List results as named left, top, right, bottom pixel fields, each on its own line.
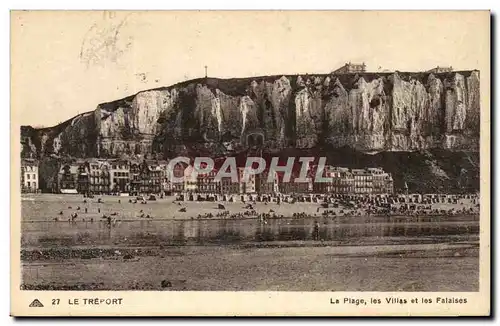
left=29, top=299, right=44, bottom=308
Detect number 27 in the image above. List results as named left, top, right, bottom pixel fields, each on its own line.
left=52, top=299, right=60, bottom=305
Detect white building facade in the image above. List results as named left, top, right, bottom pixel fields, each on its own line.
left=21, top=159, right=39, bottom=193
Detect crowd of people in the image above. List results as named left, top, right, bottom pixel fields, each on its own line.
left=53, top=192, right=480, bottom=226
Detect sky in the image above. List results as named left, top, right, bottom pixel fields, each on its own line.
left=11, top=10, right=489, bottom=127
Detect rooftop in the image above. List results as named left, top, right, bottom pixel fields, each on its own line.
left=21, top=158, right=39, bottom=166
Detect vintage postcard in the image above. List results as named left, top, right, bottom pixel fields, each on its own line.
left=10, top=10, right=490, bottom=316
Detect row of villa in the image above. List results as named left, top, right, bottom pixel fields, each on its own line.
left=22, top=158, right=395, bottom=196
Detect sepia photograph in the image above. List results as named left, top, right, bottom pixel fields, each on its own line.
left=10, top=10, right=490, bottom=316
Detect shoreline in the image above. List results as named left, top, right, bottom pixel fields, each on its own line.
left=21, top=235, right=480, bottom=253
left=21, top=213, right=480, bottom=223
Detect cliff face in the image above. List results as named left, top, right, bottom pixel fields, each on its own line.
left=21, top=70, right=480, bottom=158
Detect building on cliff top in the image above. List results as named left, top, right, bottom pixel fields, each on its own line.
left=332, top=62, right=367, bottom=74
left=427, top=66, right=453, bottom=73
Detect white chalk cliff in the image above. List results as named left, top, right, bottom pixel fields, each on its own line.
left=21, top=70, right=480, bottom=158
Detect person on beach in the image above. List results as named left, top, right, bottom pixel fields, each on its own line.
left=313, top=221, right=320, bottom=240
left=107, top=216, right=113, bottom=227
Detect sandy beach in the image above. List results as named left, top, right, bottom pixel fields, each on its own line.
left=21, top=193, right=480, bottom=221
left=19, top=194, right=479, bottom=291
left=21, top=242, right=478, bottom=291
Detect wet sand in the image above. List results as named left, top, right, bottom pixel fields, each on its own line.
left=21, top=242, right=479, bottom=291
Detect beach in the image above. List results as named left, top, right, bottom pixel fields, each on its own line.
left=20, top=194, right=479, bottom=291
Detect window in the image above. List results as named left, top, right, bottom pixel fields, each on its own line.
left=27, top=181, right=30, bottom=187
left=27, top=174, right=30, bottom=179
left=33, top=182, right=36, bottom=188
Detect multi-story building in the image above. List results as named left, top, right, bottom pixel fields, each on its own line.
left=88, top=160, right=111, bottom=194
left=311, top=165, right=327, bottom=194
left=76, top=161, right=90, bottom=194
left=58, top=163, right=78, bottom=193
left=279, top=171, right=312, bottom=194
left=21, top=159, right=39, bottom=193
left=280, top=179, right=312, bottom=194
left=158, top=161, right=171, bottom=193
left=320, top=166, right=354, bottom=194
left=156, top=160, right=170, bottom=193
left=340, top=169, right=355, bottom=194
left=365, top=167, right=394, bottom=195
left=197, top=169, right=221, bottom=194
left=384, top=173, right=394, bottom=194
left=256, top=170, right=279, bottom=194
left=352, top=168, right=373, bottom=195
left=170, top=162, right=187, bottom=193
left=220, top=176, right=240, bottom=194
left=238, top=167, right=257, bottom=194
left=367, top=167, right=386, bottom=194
left=137, top=160, right=162, bottom=194
left=129, top=161, right=141, bottom=195
left=183, top=165, right=198, bottom=193
left=110, top=160, right=130, bottom=193
left=332, top=62, right=367, bottom=74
